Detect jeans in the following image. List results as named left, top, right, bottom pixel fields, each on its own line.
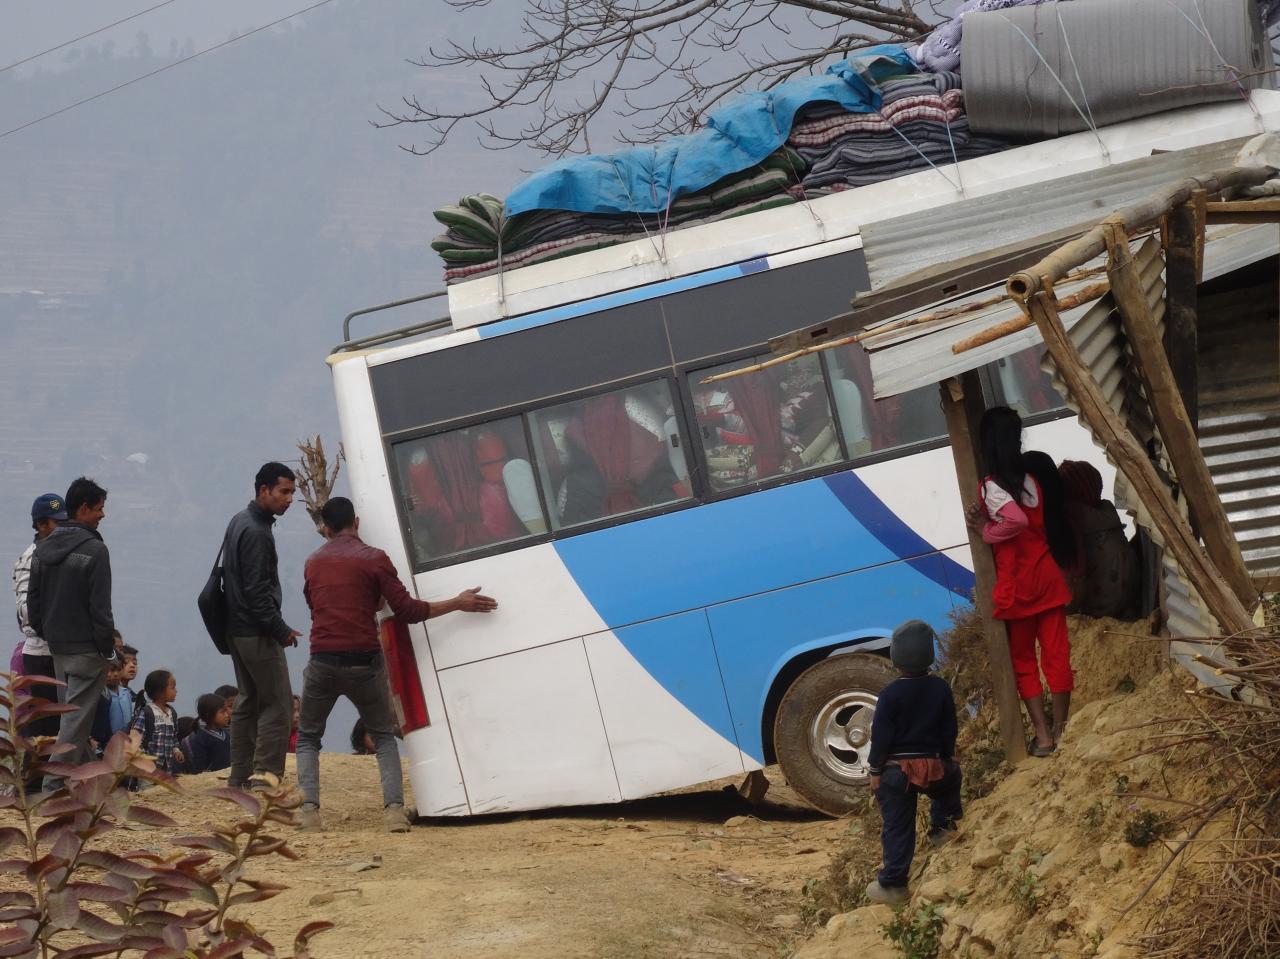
left=44, top=652, right=109, bottom=791
left=228, top=634, right=293, bottom=784
left=295, top=654, right=403, bottom=808
left=21, top=653, right=60, bottom=738
left=875, top=759, right=963, bottom=888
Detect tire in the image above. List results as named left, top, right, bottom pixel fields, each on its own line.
left=772, top=652, right=899, bottom=816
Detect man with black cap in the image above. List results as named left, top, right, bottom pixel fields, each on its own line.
left=12, top=492, right=68, bottom=739
left=27, top=477, right=118, bottom=790
left=865, top=619, right=963, bottom=905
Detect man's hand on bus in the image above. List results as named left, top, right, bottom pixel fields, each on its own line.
left=430, top=587, right=499, bottom=617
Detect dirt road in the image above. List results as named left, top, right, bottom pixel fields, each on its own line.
left=133, top=756, right=851, bottom=959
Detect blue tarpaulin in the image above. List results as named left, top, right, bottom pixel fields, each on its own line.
left=503, top=45, right=916, bottom=218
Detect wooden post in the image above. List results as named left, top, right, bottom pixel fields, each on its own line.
left=940, top=372, right=1028, bottom=764
left=1023, top=291, right=1255, bottom=636
left=1164, top=204, right=1200, bottom=434
left=1104, top=229, right=1256, bottom=613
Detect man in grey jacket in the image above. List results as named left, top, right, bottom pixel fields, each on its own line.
left=27, top=478, right=117, bottom=790
left=221, top=462, right=301, bottom=790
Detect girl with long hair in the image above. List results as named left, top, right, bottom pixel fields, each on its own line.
left=130, top=669, right=183, bottom=775
left=967, top=407, right=1076, bottom=755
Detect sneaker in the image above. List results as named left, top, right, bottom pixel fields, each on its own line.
left=384, top=803, right=411, bottom=833
left=927, top=825, right=958, bottom=849
left=865, top=880, right=910, bottom=906
left=296, top=804, right=322, bottom=833
left=247, top=771, right=282, bottom=792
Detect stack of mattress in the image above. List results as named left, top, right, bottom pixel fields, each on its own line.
left=433, top=149, right=803, bottom=283
left=788, top=72, right=1006, bottom=192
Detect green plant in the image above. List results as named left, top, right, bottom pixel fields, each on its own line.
left=0, top=670, right=332, bottom=958
left=883, top=902, right=944, bottom=959
left=1116, top=674, right=1137, bottom=694
left=1112, top=774, right=1130, bottom=795
left=1123, top=810, right=1174, bottom=848
left=1012, top=866, right=1042, bottom=915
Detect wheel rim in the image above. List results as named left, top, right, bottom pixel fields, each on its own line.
left=808, top=689, right=878, bottom=785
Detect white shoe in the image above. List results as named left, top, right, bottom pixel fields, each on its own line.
left=296, top=804, right=322, bottom=832
left=865, top=880, right=910, bottom=905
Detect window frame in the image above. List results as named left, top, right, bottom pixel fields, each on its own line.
left=386, top=370, right=702, bottom=574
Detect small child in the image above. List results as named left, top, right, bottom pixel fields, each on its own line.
left=865, top=620, right=963, bottom=906
left=130, top=669, right=183, bottom=776
left=181, top=693, right=232, bottom=774
left=108, top=645, right=139, bottom=736
left=214, top=684, right=238, bottom=715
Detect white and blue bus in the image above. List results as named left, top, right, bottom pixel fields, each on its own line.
left=328, top=235, right=1110, bottom=817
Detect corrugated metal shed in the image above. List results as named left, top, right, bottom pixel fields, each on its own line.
left=859, top=138, right=1255, bottom=289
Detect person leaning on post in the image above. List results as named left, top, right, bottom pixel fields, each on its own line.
left=296, top=496, right=497, bottom=834
left=220, top=462, right=302, bottom=792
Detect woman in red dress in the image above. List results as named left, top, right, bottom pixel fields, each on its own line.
left=966, top=407, right=1077, bottom=756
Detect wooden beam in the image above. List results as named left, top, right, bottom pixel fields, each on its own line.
left=768, top=221, right=1098, bottom=356
left=1203, top=199, right=1280, bottom=224
left=1023, top=291, right=1255, bottom=636
left=939, top=373, right=1028, bottom=765
left=1104, top=229, right=1256, bottom=613
left=1164, top=203, right=1200, bottom=434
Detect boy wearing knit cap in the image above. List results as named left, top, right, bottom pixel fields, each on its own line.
left=865, top=619, right=962, bottom=906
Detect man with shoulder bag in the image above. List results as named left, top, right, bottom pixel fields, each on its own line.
left=220, top=462, right=302, bottom=791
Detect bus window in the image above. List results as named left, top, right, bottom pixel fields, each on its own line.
left=825, top=343, right=946, bottom=456
left=528, top=380, right=691, bottom=531
left=392, top=416, right=544, bottom=565
left=690, top=354, right=839, bottom=492
left=994, top=344, right=1063, bottom=417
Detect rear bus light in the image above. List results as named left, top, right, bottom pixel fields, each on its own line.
left=378, top=616, right=430, bottom=733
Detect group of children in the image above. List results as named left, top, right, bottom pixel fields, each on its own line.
left=867, top=405, right=1086, bottom=905
left=79, top=638, right=237, bottom=779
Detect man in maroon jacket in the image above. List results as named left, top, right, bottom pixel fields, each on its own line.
left=296, top=496, right=497, bottom=832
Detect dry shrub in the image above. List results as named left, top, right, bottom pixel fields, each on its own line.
left=1134, top=623, right=1280, bottom=958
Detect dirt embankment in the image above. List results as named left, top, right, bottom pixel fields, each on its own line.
left=792, top=615, right=1215, bottom=959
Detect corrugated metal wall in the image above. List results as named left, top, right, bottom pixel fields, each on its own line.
left=1198, top=257, right=1280, bottom=575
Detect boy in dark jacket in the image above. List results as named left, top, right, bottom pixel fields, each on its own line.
left=865, top=620, right=963, bottom=906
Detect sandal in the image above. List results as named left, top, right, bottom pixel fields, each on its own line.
left=1027, top=737, right=1056, bottom=758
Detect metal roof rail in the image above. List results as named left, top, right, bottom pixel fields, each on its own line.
left=332, top=290, right=451, bottom=354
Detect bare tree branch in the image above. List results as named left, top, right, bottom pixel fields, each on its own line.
left=375, top=0, right=942, bottom=157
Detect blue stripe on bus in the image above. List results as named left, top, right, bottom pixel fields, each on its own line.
left=476, top=257, right=769, bottom=340
left=821, top=471, right=975, bottom=599
left=554, top=470, right=963, bottom=764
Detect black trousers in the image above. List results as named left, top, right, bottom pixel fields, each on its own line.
left=875, top=759, right=963, bottom=888
left=21, top=653, right=60, bottom=738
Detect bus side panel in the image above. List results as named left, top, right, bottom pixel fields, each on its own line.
left=584, top=612, right=748, bottom=800
left=707, top=555, right=957, bottom=763
left=435, top=638, right=622, bottom=813
left=330, top=356, right=470, bottom=816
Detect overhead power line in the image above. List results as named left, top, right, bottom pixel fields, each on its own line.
left=0, top=0, right=337, bottom=142
left=0, top=0, right=183, bottom=75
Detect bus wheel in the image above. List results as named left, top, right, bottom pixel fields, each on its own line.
left=772, top=653, right=898, bottom=816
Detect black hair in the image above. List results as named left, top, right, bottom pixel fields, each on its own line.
left=121, top=645, right=138, bottom=658
left=320, top=496, right=356, bottom=533
left=135, top=669, right=174, bottom=712
left=194, top=693, right=227, bottom=730
left=65, top=477, right=108, bottom=518
left=979, top=406, right=1027, bottom=502
left=176, top=716, right=197, bottom=741
left=1022, top=450, right=1079, bottom=570
left=254, top=462, right=296, bottom=495
left=214, top=684, right=238, bottom=700
left=350, top=718, right=375, bottom=755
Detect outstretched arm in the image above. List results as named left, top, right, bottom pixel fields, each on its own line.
left=428, top=587, right=498, bottom=618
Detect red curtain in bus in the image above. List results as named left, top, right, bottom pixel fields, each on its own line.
left=730, top=372, right=788, bottom=476
left=432, top=431, right=490, bottom=549
left=581, top=393, right=643, bottom=514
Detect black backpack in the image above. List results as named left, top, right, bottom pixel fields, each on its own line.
left=196, top=543, right=230, bottom=655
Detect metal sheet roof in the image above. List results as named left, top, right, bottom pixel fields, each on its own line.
left=863, top=224, right=1280, bottom=398
left=859, top=138, right=1252, bottom=290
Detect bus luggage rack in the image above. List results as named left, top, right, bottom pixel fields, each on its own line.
left=332, top=289, right=451, bottom=355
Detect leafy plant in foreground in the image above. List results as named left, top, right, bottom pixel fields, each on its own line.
left=0, top=670, right=333, bottom=958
